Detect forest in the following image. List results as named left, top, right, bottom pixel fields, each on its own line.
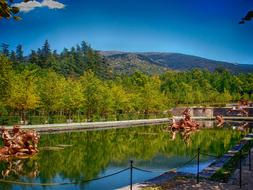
left=0, top=40, right=253, bottom=125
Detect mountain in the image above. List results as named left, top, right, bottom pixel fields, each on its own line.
left=101, top=52, right=169, bottom=75
left=99, top=51, right=253, bottom=74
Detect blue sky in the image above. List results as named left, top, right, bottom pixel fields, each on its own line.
left=0, top=0, right=253, bottom=64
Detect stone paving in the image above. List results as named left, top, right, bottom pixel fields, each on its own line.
left=138, top=147, right=253, bottom=190
left=5, top=118, right=170, bottom=133
left=200, top=134, right=253, bottom=178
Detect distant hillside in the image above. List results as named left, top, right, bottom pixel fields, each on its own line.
left=99, top=51, right=253, bottom=74
left=100, top=52, right=169, bottom=75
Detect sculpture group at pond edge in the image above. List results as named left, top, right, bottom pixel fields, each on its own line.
left=215, top=114, right=225, bottom=127
left=227, top=99, right=249, bottom=117
left=0, top=125, right=40, bottom=158
left=169, top=108, right=199, bottom=143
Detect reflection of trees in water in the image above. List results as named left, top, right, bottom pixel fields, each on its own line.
left=0, top=125, right=244, bottom=188
left=38, top=126, right=243, bottom=181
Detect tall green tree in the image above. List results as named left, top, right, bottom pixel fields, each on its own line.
left=80, top=70, right=111, bottom=121
left=37, top=71, right=66, bottom=113
left=63, top=78, right=84, bottom=119
left=0, top=55, right=13, bottom=103
left=16, top=44, right=24, bottom=62
left=6, top=69, right=40, bottom=122
left=0, top=43, right=9, bottom=57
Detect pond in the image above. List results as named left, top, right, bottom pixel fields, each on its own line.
left=0, top=121, right=249, bottom=190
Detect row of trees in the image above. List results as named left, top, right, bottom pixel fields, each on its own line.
left=0, top=54, right=167, bottom=123
left=0, top=41, right=253, bottom=124
left=160, top=69, right=253, bottom=105
left=1, top=40, right=110, bottom=78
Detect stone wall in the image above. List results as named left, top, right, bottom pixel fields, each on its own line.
left=171, top=107, right=253, bottom=117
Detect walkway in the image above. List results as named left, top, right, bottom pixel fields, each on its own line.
left=120, top=147, right=253, bottom=190
left=5, top=118, right=170, bottom=133
left=4, top=116, right=253, bottom=133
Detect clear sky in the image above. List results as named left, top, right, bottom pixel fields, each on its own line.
left=0, top=0, right=253, bottom=64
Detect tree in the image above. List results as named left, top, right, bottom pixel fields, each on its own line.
left=9, top=50, right=17, bottom=65
left=80, top=70, right=112, bottom=121
left=40, top=40, right=51, bottom=67
left=63, top=78, right=84, bottom=119
left=239, top=11, right=253, bottom=24
left=16, top=44, right=24, bottom=62
left=0, top=43, right=9, bottom=57
left=37, top=71, right=66, bottom=113
left=42, top=40, right=51, bottom=58
left=29, top=50, right=39, bottom=64
left=139, top=78, right=167, bottom=117
left=6, top=69, right=40, bottom=122
left=0, top=55, right=13, bottom=103
left=0, top=0, right=31, bottom=20
left=81, top=41, right=90, bottom=54
left=110, top=84, right=130, bottom=116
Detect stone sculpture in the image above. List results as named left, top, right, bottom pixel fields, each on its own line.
left=0, top=125, right=40, bottom=158
left=169, top=108, right=199, bottom=143
left=227, top=99, right=249, bottom=116
left=170, top=108, right=199, bottom=131
left=215, top=114, right=224, bottom=127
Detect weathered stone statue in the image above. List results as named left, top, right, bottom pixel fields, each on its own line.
left=215, top=114, right=224, bottom=127
left=227, top=99, right=249, bottom=116
left=168, top=108, right=199, bottom=143
left=0, top=126, right=40, bottom=158
left=170, top=108, right=199, bottom=130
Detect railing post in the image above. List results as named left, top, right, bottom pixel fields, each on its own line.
left=249, top=141, right=251, bottom=171
left=239, top=149, right=242, bottom=188
left=130, top=160, right=133, bottom=190
left=197, top=147, right=200, bottom=184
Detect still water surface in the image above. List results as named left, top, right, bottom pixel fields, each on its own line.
left=0, top=122, right=247, bottom=190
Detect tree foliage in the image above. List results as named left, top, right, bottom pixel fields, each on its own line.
left=0, top=0, right=31, bottom=20
left=0, top=40, right=253, bottom=124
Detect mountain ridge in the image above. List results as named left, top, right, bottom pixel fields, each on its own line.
left=99, top=51, right=253, bottom=74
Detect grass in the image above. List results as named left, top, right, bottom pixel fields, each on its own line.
left=210, top=140, right=251, bottom=182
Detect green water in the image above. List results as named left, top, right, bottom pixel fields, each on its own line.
left=0, top=123, right=245, bottom=190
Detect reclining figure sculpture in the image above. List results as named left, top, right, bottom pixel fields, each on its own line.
left=0, top=125, right=40, bottom=158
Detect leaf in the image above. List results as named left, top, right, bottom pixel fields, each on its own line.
left=13, top=15, right=21, bottom=21
left=11, top=6, right=19, bottom=14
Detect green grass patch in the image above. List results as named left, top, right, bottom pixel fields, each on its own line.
left=210, top=141, right=251, bottom=182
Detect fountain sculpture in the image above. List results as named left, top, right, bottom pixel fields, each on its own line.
left=215, top=114, right=224, bottom=127
left=0, top=125, right=40, bottom=158
left=169, top=108, right=199, bottom=143
left=227, top=99, right=249, bottom=116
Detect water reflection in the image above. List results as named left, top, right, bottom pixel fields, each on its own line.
left=1, top=158, right=39, bottom=178
left=0, top=123, right=247, bottom=190
left=168, top=120, right=251, bottom=145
